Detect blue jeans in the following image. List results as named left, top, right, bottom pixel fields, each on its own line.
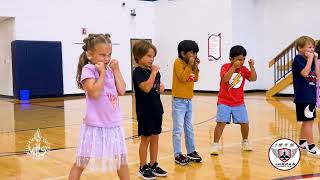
left=172, top=97, right=195, bottom=157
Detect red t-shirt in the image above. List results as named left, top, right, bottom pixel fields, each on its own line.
left=217, top=63, right=251, bottom=106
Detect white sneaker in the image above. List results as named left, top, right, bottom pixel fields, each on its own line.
left=210, top=143, right=220, bottom=155
left=307, top=146, right=320, bottom=156
left=299, top=141, right=308, bottom=151
left=242, top=139, right=252, bottom=151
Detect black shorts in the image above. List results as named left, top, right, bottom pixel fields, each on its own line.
left=295, top=103, right=316, bottom=121
left=137, top=114, right=163, bottom=136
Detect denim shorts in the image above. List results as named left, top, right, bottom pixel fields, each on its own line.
left=216, top=104, right=248, bottom=124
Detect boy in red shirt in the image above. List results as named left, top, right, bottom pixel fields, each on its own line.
left=210, top=45, right=257, bottom=155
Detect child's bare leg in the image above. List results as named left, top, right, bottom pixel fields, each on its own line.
left=301, top=121, right=314, bottom=144
left=240, top=123, right=249, bottom=140
left=150, top=134, right=159, bottom=166
left=117, top=164, right=130, bottom=180
left=139, top=136, right=151, bottom=166
left=68, top=163, right=85, bottom=180
left=214, top=122, right=226, bottom=143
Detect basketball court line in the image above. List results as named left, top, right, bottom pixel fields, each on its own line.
left=0, top=116, right=216, bottom=157
left=43, top=135, right=273, bottom=180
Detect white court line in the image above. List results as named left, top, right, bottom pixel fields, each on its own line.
left=43, top=135, right=273, bottom=180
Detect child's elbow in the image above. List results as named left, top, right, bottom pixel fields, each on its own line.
left=250, top=77, right=257, bottom=81
left=87, top=90, right=101, bottom=100
left=142, top=88, right=151, bottom=93
left=118, top=90, right=126, bottom=96
left=176, top=75, right=187, bottom=82
left=88, top=92, right=100, bottom=100
left=222, top=79, right=229, bottom=83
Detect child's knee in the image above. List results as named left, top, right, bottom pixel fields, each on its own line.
left=173, top=126, right=183, bottom=135
left=216, top=122, right=226, bottom=127
left=151, top=134, right=159, bottom=139
left=302, top=120, right=314, bottom=126
left=240, top=123, right=249, bottom=127
left=141, top=135, right=152, bottom=143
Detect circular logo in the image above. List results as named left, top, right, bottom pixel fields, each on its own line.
left=268, top=138, right=300, bottom=171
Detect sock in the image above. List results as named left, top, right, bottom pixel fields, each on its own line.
left=308, top=144, right=315, bottom=150
left=140, top=164, right=147, bottom=170
left=299, top=139, right=307, bottom=145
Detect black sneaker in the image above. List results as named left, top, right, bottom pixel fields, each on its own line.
left=139, top=164, right=155, bottom=180
left=175, top=154, right=189, bottom=166
left=149, top=162, right=168, bottom=177
left=187, top=151, right=202, bottom=162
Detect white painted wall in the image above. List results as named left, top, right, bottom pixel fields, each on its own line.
left=154, top=0, right=232, bottom=91
left=217, top=0, right=320, bottom=93
left=257, top=0, right=320, bottom=94
left=0, top=0, right=155, bottom=95
left=0, top=17, right=15, bottom=96
left=231, top=0, right=260, bottom=90
left=0, top=0, right=319, bottom=95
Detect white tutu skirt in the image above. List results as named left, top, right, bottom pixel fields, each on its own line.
left=75, top=124, right=128, bottom=172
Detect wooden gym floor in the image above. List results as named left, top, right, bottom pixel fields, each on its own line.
left=0, top=92, right=320, bottom=180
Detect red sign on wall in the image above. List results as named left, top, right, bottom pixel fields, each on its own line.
left=208, top=33, right=221, bottom=61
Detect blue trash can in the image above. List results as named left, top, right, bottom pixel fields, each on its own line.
left=19, top=90, right=30, bottom=100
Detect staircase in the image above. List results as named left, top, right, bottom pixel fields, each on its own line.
left=266, top=40, right=297, bottom=97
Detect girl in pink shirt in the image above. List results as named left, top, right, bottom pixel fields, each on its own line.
left=69, top=34, right=129, bottom=180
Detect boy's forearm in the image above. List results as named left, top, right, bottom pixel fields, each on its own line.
left=249, top=66, right=257, bottom=81
left=192, top=63, right=199, bottom=71
left=300, top=59, right=313, bottom=77
left=194, top=69, right=199, bottom=82
left=139, top=73, right=157, bottom=93
left=222, top=67, right=236, bottom=83
left=175, top=65, right=193, bottom=82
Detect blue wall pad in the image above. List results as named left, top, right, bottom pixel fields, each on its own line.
left=11, top=40, right=64, bottom=99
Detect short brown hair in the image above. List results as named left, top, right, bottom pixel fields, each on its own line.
left=295, top=36, right=315, bottom=51
left=132, top=40, right=157, bottom=63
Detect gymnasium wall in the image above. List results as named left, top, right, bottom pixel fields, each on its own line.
left=0, top=0, right=319, bottom=95
left=0, top=18, right=15, bottom=96
left=256, top=0, right=320, bottom=94
left=154, top=0, right=320, bottom=94
left=0, top=0, right=155, bottom=95
left=154, top=0, right=233, bottom=91
left=231, top=0, right=260, bottom=90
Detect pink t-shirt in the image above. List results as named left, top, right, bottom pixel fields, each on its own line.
left=80, top=64, right=121, bottom=127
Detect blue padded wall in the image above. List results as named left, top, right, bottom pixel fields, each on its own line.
left=11, top=40, right=63, bottom=98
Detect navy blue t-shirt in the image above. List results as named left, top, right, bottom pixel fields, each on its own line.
left=292, top=54, right=316, bottom=103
